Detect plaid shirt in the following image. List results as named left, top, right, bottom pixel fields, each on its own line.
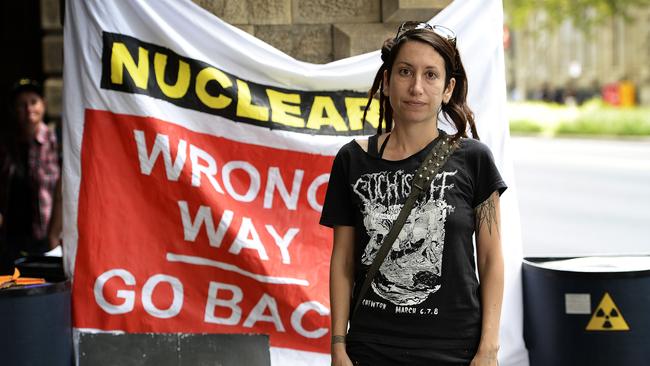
left=28, top=122, right=60, bottom=240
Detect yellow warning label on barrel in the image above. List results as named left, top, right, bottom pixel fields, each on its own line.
left=586, top=292, right=630, bottom=331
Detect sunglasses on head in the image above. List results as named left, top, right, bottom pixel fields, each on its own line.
left=395, top=21, right=457, bottom=46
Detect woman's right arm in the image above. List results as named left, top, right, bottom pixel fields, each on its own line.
left=330, top=225, right=356, bottom=366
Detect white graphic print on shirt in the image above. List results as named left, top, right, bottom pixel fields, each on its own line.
left=353, top=169, right=457, bottom=306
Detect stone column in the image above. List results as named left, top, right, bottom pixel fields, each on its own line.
left=40, top=0, right=63, bottom=124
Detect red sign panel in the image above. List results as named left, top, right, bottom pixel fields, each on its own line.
left=73, top=109, right=333, bottom=354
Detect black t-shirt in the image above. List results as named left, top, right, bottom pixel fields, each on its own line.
left=320, top=134, right=507, bottom=350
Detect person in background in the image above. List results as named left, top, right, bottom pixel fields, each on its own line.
left=0, top=78, right=60, bottom=273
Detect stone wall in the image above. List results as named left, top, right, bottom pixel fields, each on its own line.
left=190, top=0, right=447, bottom=63
left=38, top=0, right=451, bottom=122
left=40, top=0, right=63, bottom=123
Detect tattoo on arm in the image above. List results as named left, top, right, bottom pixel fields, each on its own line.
left=475, top=193, right=499, bottom=236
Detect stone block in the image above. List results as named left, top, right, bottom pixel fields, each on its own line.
left=42, top=34, right=63, bottom=74
left=293, top=0, right=380, bottom=24
left=44, top=78, right=63, bottom=118
left=382, top=0, right=451, bottom=23
left=234, top=24, right=255, bottom=35
left=192, top=0, right=290, bottom=25
left=41, top=0, right=62, bottom=30
left=192, top=0, right=248, bottom=24
left=333, top=23, right=396, bottom=60
left=248, top=0, right=291, bottom=24
left=254, top=24, right=332, bottom=64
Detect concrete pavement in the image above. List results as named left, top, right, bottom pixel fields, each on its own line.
left=511, top=136, right=650, bottom=257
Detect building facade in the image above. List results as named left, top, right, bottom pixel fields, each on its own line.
left=505, top=7, right=650, bottom=105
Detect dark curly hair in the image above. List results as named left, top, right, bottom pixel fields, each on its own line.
left=361, top=28, right=479, bottom=141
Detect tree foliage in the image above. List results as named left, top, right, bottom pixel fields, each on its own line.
left=504, top=0, right=650, bottom=32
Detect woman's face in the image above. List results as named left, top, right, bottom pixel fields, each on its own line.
left=14, top=91, right=46, bottom=128
left=383, top=40, right=455, bottom=127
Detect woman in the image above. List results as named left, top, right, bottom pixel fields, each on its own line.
left=320, top=22, right=506, bottom=366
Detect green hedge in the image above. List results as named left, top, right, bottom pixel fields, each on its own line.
left=508, top=99, right=650, bottom=137
left=509, top=119, right=544, bottom=134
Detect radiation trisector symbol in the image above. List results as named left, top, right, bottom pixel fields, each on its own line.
left=586, top=292, right=629, bottom=331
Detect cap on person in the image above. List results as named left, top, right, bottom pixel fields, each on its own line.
left=11, top=78, right=44, bottom=101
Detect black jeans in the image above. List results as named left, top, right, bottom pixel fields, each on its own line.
left=347, top=340, right=474, bottom=366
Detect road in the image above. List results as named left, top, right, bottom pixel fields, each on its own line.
left=511, top=136, right=650, bottom=257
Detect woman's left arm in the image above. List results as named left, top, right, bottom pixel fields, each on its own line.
left=471, top=190, right=504, bottom=366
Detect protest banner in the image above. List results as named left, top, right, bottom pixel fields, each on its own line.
left=63, top=1, right=528, bottom=364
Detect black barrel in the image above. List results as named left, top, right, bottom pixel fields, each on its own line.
left=523, top=256, right=650, bottom=366
left=15, top=255, right=67, bottom=282
left=0, top=257, right=72, bottom=366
